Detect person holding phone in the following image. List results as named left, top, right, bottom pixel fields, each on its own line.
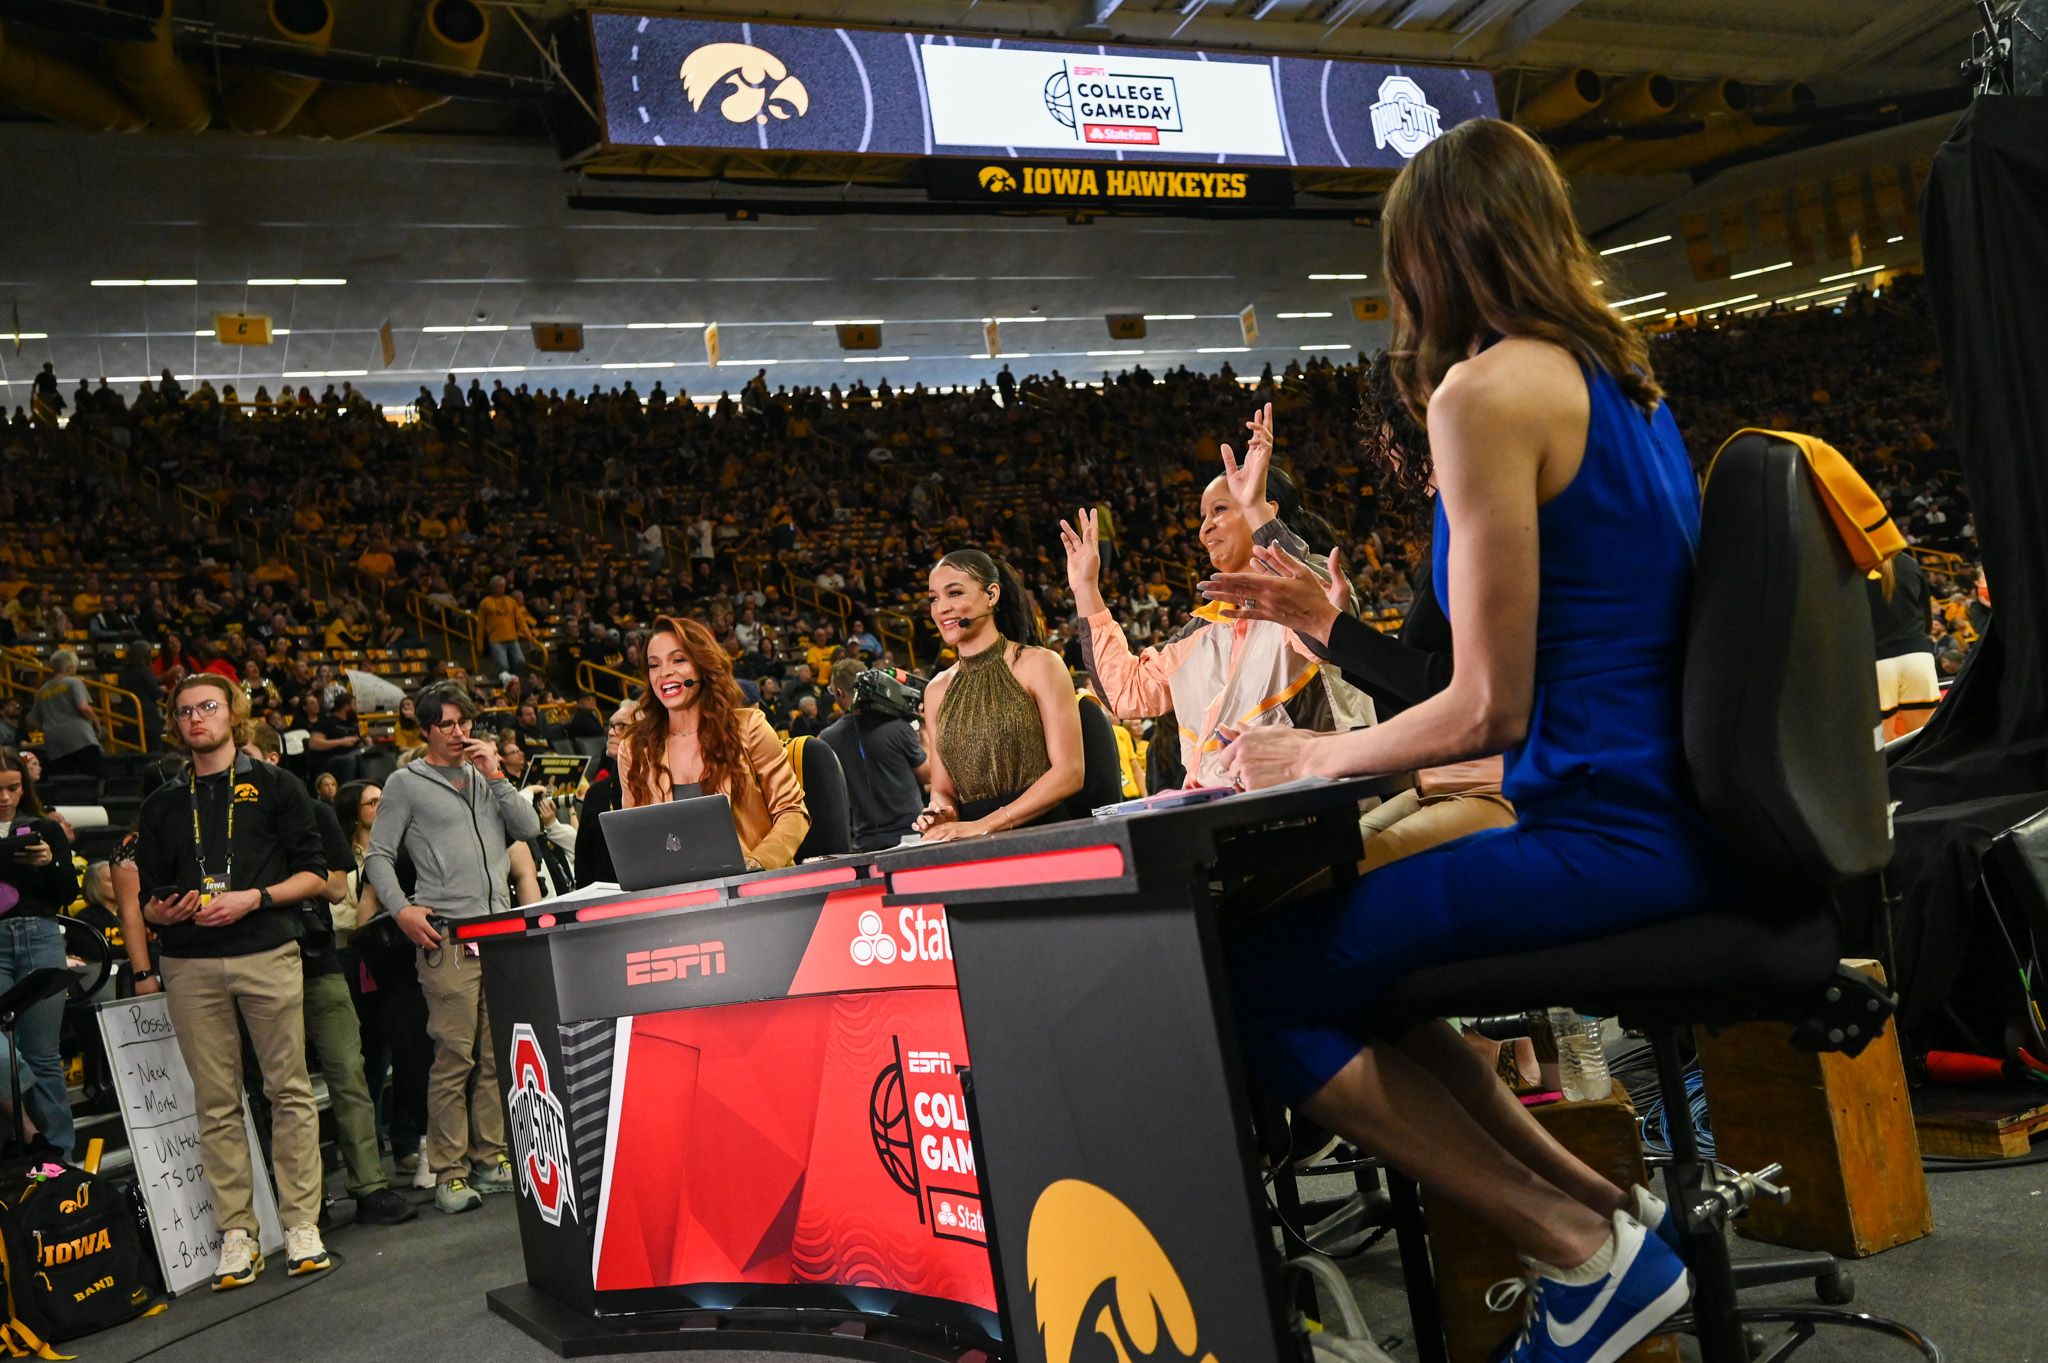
left=132, top=676, right=332, bottom=1290
left=0, top=746, right=79, bottom=1159
left=361, top=681, right=540, bottom=1216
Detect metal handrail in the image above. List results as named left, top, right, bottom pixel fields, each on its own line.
left=410, top=592, right=481, bottom=670
left=0, top=647, right=149, bottom=756
left=575, top=660, right=641, bottom=710
left=875, top=608, right=920, bottom=671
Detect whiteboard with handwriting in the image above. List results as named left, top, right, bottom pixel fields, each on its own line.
left=96, top=995, right=285, bottom=1295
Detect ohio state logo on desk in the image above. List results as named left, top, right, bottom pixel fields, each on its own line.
left=508, top=1023, right=577, bottom=1227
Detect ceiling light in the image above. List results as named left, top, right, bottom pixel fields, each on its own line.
left=1774, top=285, right=1861, bottom=304
left=1606, top=292, right=1667, bottom=309
left=284, top=369, right=368, bottom=378
left=91, top=278, right=197, bottom=287
left=720, top=359, right=779, bottom=366
left=1732, top=301, right=1774, bottom=313
left=197, top=327, right=290, bottom=336
left=1308, top=273, right=1368, bottom=280
left=970, top=351, right=1033, bottom=359
left=0, top=332, right=48, bottom=342
left=993, top=316, right=1048, bottom=324
left=1143, top=314, right=1197, bottom=321
left=450, top=366, right=525, bottom=374
left=1622, top=307, right=1671, bottom=321
left=1685, top=293, right=1759, bottom=313
left=422, top=324, right=511, bottom=333
left=1811, top=295, right=1853, bottom=309
left=811, top=319, right=885, bottom=327
left=626, top=322, right=706, bottom=330
left=845, top=356, right=910, bottom=363
left=601, top=362, right=674, bottom=369
left=1728, top=262, right=1792, bottom=280
left=1197, top=346, right=1250, bottom=354
left=1886, top=235, right=1905, bottom=244
left=1299, top=343, right=1351, bottom=351
left=1598, top=235, right=1673, bottom=257
left=1820, top=265, right=1884, bottom=282
left=1086, top=349, right=1145, bottom=356
left=247, top=277, right=346, bottom=286
left=1276, top=312, right=1335, bottom=320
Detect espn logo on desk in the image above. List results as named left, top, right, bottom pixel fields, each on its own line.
left=625, top=941, right=727, bottom=987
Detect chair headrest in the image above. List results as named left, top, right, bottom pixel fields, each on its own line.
left=1683, top=433, right=1891, bottom=886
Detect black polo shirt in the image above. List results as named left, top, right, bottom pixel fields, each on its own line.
left=135, top=753, right=326, bottom=959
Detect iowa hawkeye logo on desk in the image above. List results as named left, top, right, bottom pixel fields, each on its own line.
left=1029, top=1180, right=1219, bottom=1363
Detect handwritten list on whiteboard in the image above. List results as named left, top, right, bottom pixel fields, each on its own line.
left=97, top=995, right=284, bottom=1296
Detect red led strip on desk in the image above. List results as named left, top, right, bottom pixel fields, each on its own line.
left=736, top=865, right=861, bottom=897
left=451, top=916, right=528, bottom=942
left=889, top=844, right=1127, bottom=895
left=575, top=887, right=721, bottom=923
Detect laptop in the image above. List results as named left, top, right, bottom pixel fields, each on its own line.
left=601, top=795, right=750, bottom=891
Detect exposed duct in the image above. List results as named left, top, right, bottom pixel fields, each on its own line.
left=1555, top=73, right=1676, bottom=173
left=1512, top=67, right=1601, bottom=129
left=221, top=0, right=333, bottom=135
left=283, top=0, right=489, bottom=141
left=102, top=0, right=213, bottom=134
left=0, top=21, right=147, bottom=132
left=1620, top=82, right=1816, bottom=174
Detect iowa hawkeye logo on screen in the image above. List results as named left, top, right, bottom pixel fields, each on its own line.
left=981, top=164, right=1254, bottom=202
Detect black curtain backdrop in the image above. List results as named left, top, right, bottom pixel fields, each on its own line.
left=1881, top=97, right=2048, bottom=1042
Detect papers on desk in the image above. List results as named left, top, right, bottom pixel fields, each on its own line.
left=1090, top=775, right=1341, bottom=818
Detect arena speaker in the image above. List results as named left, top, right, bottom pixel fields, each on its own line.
left=837, top=324, right=882, bottom=351
left=1105, top=314, right=1147, bottom=341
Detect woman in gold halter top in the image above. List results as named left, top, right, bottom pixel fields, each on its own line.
left=913, top=549, right=1085, bottom=842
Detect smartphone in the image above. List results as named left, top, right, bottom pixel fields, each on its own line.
left=147, top=885, right=184, bottom=904
left=0, top=830, right=38, bottom=852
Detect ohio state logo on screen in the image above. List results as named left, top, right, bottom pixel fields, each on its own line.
left=1371, top=75, right=1442, bottom=158
left=507, top=1023, right=576, bottom=1227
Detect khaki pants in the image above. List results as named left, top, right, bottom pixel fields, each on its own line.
left=417, top=948, right=505, bottom=1183
left=303, top=970, right=385, bottom=1196
left=1360, top=788, right=1518, bottom=872
left=161, top=944, right=324, bottom=1234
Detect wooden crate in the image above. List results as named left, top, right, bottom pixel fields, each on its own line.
left=1423, top=1093, right=1679, bottom=1363
left=1913, top=1085, right=2048, bottom=1159
left=1694, top=961, right=1931, bottom=1257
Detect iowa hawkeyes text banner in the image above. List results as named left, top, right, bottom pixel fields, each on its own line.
left=585, top=11, right=1496, bottom=172
left=928, top=159, right=1293, bottom=209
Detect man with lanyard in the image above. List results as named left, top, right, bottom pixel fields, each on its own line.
left=136, top=674, right=331, bottom=1290
left=363, top=681, right=540, bottom=1215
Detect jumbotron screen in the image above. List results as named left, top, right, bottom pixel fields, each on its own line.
left=588, top=10, right=1497, bottom=171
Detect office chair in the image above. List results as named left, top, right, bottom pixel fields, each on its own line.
left=1377, top=433, right=1940, bottom=1363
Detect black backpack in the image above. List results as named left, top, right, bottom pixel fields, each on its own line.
left=0, top=1161, right=161, bottom=1353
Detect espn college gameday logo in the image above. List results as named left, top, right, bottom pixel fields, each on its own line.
left=507, top=1024, right=576, bottom=1227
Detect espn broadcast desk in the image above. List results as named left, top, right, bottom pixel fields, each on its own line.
left=463, top=774, right=1402, bottom=1363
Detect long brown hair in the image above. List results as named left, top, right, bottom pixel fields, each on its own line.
left=0, top=747, right=44, bottom=819
left=623, top=615, right=751, bottom=808
left=1381, top=117, right=1661, bottom=425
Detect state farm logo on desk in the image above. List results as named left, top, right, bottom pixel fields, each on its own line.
left=789, top=888, right=957, bottom=995
left=625, top=940, right=727, bottom=987
left=507, top=1024, right=576, bottom=1227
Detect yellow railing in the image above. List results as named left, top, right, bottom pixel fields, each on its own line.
left=783, top=570, right=854, bottom=631
left=411, top=593, right=481, bottom=669
left=0, top=647, right=149, bottom=756
left=576, top=660, right=641, bottom=710
left=1910, top=546, right=1967, bottom=576
left=563, top=485, right=611, bottom=538
left=479, top=439, right=521, bottom=489
left=875, top=608, right=920, bottom=671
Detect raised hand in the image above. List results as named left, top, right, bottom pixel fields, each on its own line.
left=1220, top=401, right=1277, bottom=518
left=1058, top=508, right=1107, bottom=616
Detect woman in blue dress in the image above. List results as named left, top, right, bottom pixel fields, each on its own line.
left=1220, top=118, right=1735, bottom=1362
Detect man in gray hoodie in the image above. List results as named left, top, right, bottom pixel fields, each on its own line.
left=363, top=682, right=540, bottom=1215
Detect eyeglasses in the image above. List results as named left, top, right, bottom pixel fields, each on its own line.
left=429, top=717, right=472, bottom=732
left=173, top=698, right=223, bottom=722
left=606, top=721, right=632, bottom=734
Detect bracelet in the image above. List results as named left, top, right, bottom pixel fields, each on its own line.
left=258, top=886, right=275, bottom=910
left=133, top=969, right=156, bottom=984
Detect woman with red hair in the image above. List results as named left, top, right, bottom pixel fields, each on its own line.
left=617, top=615, right=810, bottom=871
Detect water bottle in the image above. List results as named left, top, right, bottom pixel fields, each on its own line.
left=1545, top=1007, right=1613, bottom=1102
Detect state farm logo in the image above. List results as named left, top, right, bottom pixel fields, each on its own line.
left=625, top=940, right=727, bottom=987
left=1371, top=74, right=1442, bottom=159
left=849, top=905, right=952, bottom=968
left=680, top=42, right=811, bottom=127
left=850, top=909, right=898, bottom=966
left=507, top=1024, right=575, bottom=1227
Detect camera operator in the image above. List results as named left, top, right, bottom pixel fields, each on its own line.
left=362, top=681, right=540, bottom=1216
left=133, top=675, right=332, bottom=1289
left=818, top=660, right=929, bottom=852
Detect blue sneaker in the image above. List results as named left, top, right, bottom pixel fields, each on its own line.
left=1631, top=1183, right=1684, bottom=1260
left=1487, top=1212, right=1690, bottom=1363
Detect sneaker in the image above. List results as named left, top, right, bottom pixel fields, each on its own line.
left=471, top=1155, right=516, bottom=1194
left=1487, top=1212, right=1689, bottom=1363
left=395, top=1151, right=421, bottom=1174
left=354, top=1187, right=419, bottom=1226
left=1631, top=1184, right=1682, bottom=1260
left=436, top=1177, right=482, bottom=1215
left=211, top=1229, right=263, bottom=1291
left=412, top=1160, right=436, bottom=1190
left=285, top=1222, right=332, bottom=1276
